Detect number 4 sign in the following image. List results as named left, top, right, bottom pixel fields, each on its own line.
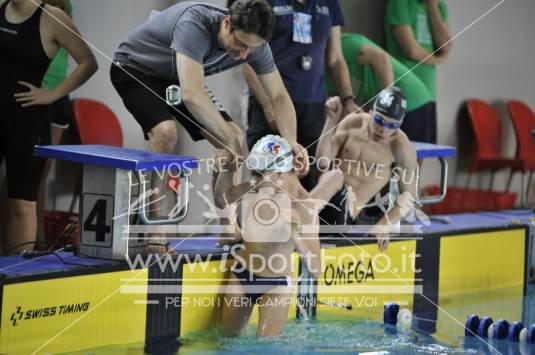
left=81, top=193, right=114, bottom=247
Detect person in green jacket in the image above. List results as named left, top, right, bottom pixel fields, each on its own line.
left=384, top=0, right=451, bottom=143
left=326, top=33, right=434, bottom=143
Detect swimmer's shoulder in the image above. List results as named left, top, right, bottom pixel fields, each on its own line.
left=338, top=112, right=370, bottom=131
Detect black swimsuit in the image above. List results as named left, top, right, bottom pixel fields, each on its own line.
left=231, top=260, right=292, bottom=304
left=0, top=1, right=52, bottom=201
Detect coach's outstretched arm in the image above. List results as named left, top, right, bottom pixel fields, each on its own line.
left=177, top=53, right=242, bottom=155
left=242, top=64, right=310, bottom=177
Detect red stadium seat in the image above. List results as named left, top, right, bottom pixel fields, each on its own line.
left=73, top=98, right=123, bottom=146
left=465, top=99, right=522, bottom=192
left=506, top=100, right=535, bottom=206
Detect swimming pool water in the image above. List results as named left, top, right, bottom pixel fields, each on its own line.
left=63, top=284, right=535, bottom=355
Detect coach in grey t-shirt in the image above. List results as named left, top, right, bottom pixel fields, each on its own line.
left=110, top=0, right=308, bottom=175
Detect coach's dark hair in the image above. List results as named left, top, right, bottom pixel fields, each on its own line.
left=229, top=0, right=275, bottom=41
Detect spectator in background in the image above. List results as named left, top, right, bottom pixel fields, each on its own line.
left=37, top=0, right=76, bottom=245
left=0, top=0, right=97, bottom=253
left=384, top=0, right=451, bottom=144
left=243, top=0, right=358, bottom=190
left=325, top=33, right=434, bottom=144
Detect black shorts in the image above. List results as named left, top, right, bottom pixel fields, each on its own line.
left=50, top=94, right=74, bottom=129
left=401, top=102, right=437, bottom=144
left=0, top=96, right=50, bottom=201
left=110, top=63, right=232, bottom=141
left=231, top=260, right=291, bottom=304
left=246, top=96, right=325, bottom=191
left=319, top=183, right=390, bottom=233
left=246, top=96, right=325, bottom=155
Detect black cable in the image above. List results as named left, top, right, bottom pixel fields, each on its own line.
left=50, top=251, right=96, bottom=267
left=74, top=249, right=125, bottom=263
left=2, top=216, right=78, bottom=256
left=19, top=246, right=94, bottom=267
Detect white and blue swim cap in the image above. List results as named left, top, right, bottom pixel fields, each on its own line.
left=246, top=134, right=294, bottom=173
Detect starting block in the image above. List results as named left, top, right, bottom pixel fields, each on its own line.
left=412, top=142, right=456, bottom=205
left=35, top=144, right=198, bottom=259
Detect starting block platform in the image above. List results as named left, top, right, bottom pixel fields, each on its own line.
left=35, top=144, right=198, bottom=171
left=35, top=145, right=198, bottom=260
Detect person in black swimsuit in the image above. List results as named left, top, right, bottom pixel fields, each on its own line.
left=0, top=0, right=97, bottom=253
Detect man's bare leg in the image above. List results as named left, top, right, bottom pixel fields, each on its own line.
left=146, top=120, right=178, bottom=254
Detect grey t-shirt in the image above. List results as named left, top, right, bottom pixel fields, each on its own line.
left=114, top=2, right=276, bottom=79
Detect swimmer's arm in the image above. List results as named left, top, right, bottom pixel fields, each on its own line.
left=358, top=45, right=394, bottom=89
left=242, top=64, right=277, bottom=130
left=317, top=112, right=360, bottom=170
left=317, top=98, right=346, bottom=170
left=176, top=53, right=241, bottom=153
left=293, top=205, right=321, bottom=279
left=392, top=140, right=418, bottom=219
left=214, top=173, right=252, bottom=209
left=372, top=138, right=418, bottom=251
left=309, top=169, right=344, bottom=210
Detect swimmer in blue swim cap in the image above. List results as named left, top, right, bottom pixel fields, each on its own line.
left=213, top=134, right=343, bottom=337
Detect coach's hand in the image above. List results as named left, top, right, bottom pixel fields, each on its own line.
left=291, top=142, right=310, bottom=177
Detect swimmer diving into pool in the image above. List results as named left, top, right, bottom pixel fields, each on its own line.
left=317, top=87, right=418, bottom=252
left=213, top=135, right=343, bottom=337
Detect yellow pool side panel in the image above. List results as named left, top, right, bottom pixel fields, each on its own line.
left=0, top=269, right=148, bottom=354
left=316, top=240, right=417, bottom=321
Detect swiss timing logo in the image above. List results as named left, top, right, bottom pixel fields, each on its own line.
left=10, top=306, right=23, bottom=326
